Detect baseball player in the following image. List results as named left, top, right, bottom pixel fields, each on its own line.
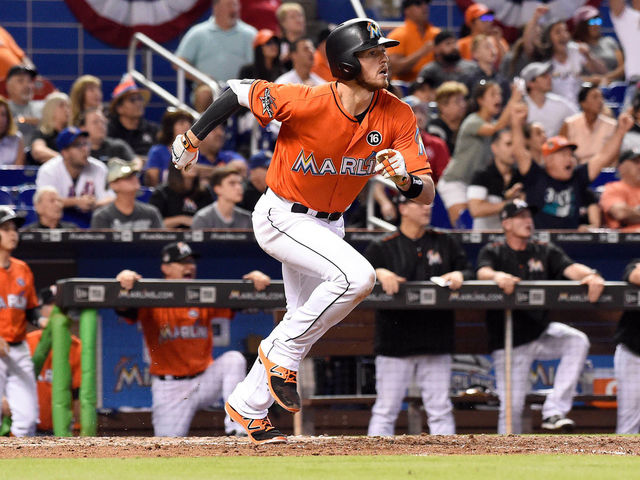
left=477, top=199, right=604, bottom=434
left=0, top=206, right=39, bottom=437
left=171, top=18, right=434, bottom=444
left=366, top=196, right=473, bottom=436
left=116, top=241, right=271, bottom=437
left=614, top=259, right=640, bottom=433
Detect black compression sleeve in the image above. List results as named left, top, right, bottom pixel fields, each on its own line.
left=191, top=88, right=243, bottom=141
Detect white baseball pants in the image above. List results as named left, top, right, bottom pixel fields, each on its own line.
left=228, top=189, right=376, bottom=418
left=368, top=354, right=455, bottom=436
left=492, top=322, right=589, bottom=434
left=151, top=350, right=246, bottom=436
left=0, top=341, right=38, bottom=436
left=614, top=343, right=640, bottom=434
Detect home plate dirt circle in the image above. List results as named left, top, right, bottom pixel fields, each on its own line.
left=2, top=435, right=640, bottom=458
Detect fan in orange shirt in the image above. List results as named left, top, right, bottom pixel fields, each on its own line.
left=457, top=3, right=508, bottom=65
left=170, top=18, right=435, bottom=444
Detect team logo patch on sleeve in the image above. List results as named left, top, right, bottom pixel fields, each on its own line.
left=366, top=131, right=382, bottom=146
left=259, top=88, right=277, bottom=118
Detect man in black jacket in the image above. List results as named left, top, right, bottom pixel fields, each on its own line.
left=366, top=195, right=473, bottom=436
left=477, top=199, right=604, bottom=433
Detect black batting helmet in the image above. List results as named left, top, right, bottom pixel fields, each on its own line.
left=326, top=18, right=399, bottom=81
left=0, top=206, right=25, bottom=228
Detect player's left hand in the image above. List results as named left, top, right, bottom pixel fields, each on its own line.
left=243, top=270, right=271, bottom=291
left=440, top=271, right=464, bottom=290
left=375, top=149, right=410, bottom=187
left=581, top=272, right=605, bottom=303
left=171, top=133, right=199, bottom=171
left=117, top=269, right=142, bottom=291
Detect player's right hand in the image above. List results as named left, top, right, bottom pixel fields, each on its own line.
left=171, top=133, right=199, bottom=171
left=116, top=269, right=142, bottom=291
left=375, top=149, right=409, bottom=187
left=493, top=272, right=520, bottom=295
left=376, top=268, right=406, bottom=295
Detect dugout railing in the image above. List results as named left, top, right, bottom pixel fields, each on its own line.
left=49, top=279, right=640, bottom=436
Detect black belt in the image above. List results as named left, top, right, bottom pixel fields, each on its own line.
left=155, top=371, right=204, bottom=381
left=291, top=202, right=342, bottom=221
left=8, top=341, right=22, bottom=346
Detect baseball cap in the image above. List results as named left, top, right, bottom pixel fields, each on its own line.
left=619, top=148, right=640, bottom=165
left=541, top=136, right=577, bottom=156
left=573, top=5, right=600, bottom=24
left=56, top=126, right=89, bottom=151
left=500, top=199, right=536, bottom=220
left=249, top=150, right=272, bottom=170
left=520, top=62, right=553, bottom=83
left=0, top=206, right=26, bottom=228
left=107, top=157, right=140, bottom=184
left=253, top=29, right=278, bottom=48
left=6, top=64, right=38, bottom=81
left=161, top=242, right=200, bottom=264
left=110, top=73, right=151, bottom=113
left=465, top=3, right=492, bottom=26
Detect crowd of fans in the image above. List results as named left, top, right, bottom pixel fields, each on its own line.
left=3, top=0, right=640, bottom=437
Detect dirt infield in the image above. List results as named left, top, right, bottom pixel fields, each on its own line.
left=1, top=435, right=640, bottom=458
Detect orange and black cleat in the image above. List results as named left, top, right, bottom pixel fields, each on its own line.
left=259, top=346, right=301, bottom=412
left=224, top=402, right=287, bottom=445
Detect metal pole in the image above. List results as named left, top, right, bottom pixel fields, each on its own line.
left=504, top=309, right=513, bottom=435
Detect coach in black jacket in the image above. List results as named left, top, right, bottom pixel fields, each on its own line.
left=366, top=195, right=473, bottom=436
left=477, top=199, right=604, bottom=434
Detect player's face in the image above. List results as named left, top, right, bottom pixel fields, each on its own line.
left=355, top=46, right=390, bottom=91
left=35, top=191, right=63, bottom=223
left=0, top=221, right=19, bottom=252
left=162, top=258, right=197, bottom=280
left=214, top=173, right=244, bottom=203
left=545, top=147, right=576, bottom=181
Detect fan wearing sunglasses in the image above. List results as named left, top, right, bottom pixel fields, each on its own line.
left=572, top=6, right=624, bottom=85
left=457, top=3, right=508, bottom=66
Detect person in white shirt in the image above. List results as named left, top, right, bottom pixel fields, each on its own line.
left=35, top=127, right=113, bottom=213
left=275, top=37, right=325, bottom=87
left=610, top=0, right=640, bottom=82
left=521, top=62, right=578, bottom=136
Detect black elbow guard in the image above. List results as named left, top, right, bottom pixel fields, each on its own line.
left=191, top=88, right=243, bottom=141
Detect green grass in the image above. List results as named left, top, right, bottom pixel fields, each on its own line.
left=3, top=455, right=640, bottom=480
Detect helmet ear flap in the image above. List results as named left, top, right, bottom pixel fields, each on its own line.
left=339, top=60, right=360, bottom=81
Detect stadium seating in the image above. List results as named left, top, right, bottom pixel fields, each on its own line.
left=0, top=166, right=39, bottom=187
left=0, top=186, right=14, bottom=206
left=17, top=185, right=37, bottom=208
left=136, top=186, right=154, bottom=203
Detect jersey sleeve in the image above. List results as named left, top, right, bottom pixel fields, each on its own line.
left=390, top=102, right=432, bottom=176
left=623, top=259, right=640, bottom=281
left=476, top=243, right=500, bottom=272
left=547, top=243, right=575, bottom=279
left=246, top=80, right=301, bottom=128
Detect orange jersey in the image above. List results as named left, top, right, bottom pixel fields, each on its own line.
left=0, top=257, right=38, bottom=343
left=386, top=21, right=441, bottom=82
left=247, top=80, right=432, bottom=213
left=26, top=330, right=82, bottom=432
left=457, top=35, right=509, bottom=63
left=132, top=307, right=233, bottom=377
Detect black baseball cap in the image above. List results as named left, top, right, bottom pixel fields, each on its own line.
left=0, top=206, right=26, bottom=228
left=619, top=148, right=640, bottom=165
left=500, top=199, right=537, bottom=220
left=161, top=242, right=200, bottom=264
left=6, top=65, right=38, bottom=81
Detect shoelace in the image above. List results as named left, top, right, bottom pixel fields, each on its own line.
left=284, top=370, right=297, bottom=384
left=253, top=417, right=275, bottom=432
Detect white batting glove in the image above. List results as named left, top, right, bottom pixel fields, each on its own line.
left=375, top=148, right=410, bottom=187
left=171, top=133, right=199, bottom=171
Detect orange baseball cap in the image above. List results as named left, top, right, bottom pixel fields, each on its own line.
left=253, top=29, right=278, bottom=48
left=542, top=136, right=577, bottom=156
left=465, top=3, right=492, bottom=26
